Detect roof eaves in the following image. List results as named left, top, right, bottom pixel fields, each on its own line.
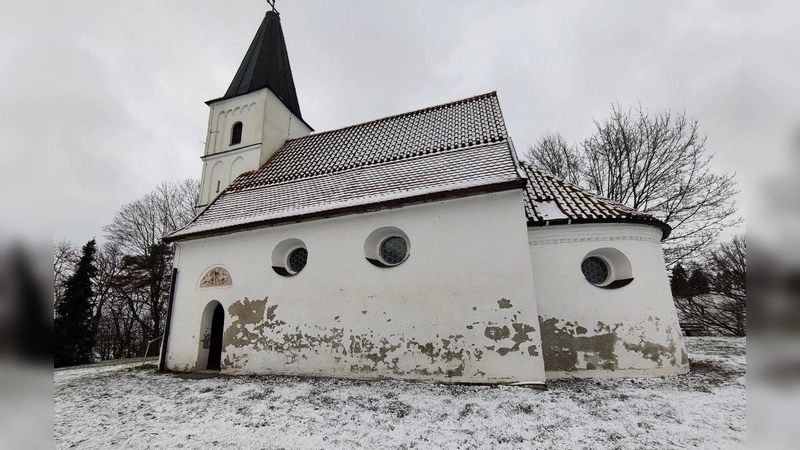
left=164, top=177, right=526, bottom=243
left=527, top=216, right=672, bottom=240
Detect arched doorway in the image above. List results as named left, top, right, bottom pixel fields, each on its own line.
left=197, top=301, right=225, bottom=371
left=207, top=303, right=224, bottom=370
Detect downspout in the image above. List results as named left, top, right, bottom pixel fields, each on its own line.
left=158, top=266, right=179, bottom=372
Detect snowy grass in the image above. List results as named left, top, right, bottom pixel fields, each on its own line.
left=54, top=337, right=745, bottom=449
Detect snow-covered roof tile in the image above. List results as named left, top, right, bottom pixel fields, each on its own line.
left=230, top=92, right=508, bottom=190
left=167, top=92, right=521, bottom=241
left=520, top=162, right=670, bottom=238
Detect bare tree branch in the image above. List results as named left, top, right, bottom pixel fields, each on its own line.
left=526, top=105, right=741, bottom=266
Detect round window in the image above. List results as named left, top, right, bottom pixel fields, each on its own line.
left=287, top=247, right=308, bottom=274
left=380, top=236, right=408, bottom=265
left=581, top=256, right=609, bottom=285
left=272, top=239, right=308, bottom=277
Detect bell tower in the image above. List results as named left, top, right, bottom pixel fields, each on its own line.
left=196, top=8, right=313, bottom=213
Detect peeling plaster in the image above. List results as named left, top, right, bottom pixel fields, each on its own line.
left=497, top=298, right=513, bottom=309
left=220, top=296, right=483, bottom=379
left=484, top=326, right=511, bottom=342
left=623, top=339, right=677, bottom=367
left=224, top=297, right=286, bottom=352
left=478, top=303, right=539, bottom=357
left=222, top=353, right=248, bottom=370
left=539, top=317, right=620, bottom=372
left=200, top=330, right=212, bottom=350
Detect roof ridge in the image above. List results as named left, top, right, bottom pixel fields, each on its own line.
left=285, top=91, right=501, bottom=144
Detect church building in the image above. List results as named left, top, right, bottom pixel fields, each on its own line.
left=161, top=10, right=688, bottom=384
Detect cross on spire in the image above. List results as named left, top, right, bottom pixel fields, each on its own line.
left=266, top=0, right=278, bottom=13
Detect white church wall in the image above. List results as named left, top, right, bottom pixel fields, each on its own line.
left=527, top=223, right=690, bottom=379
left=260, top=88, right=312, bottom=166
left=198, top=147, right=262, bottom=208
left=207, top=90, right=266, bottom=155
left=166, top=189, right=547, bottom=384
left=196, top=88, right=311, bottom=211
left=229, top=156, right=247, bottom=182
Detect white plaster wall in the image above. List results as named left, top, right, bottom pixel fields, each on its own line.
left=197, top=88, right=312, bottom=211
left=527, top=223, right=689, bottom=379
left=207, top=90, right=265, bottom=156
left=260, top=88, right=312, bottom=166
left=166, top=189, right=546, bottom=384
left=199, top=147, right=261, bottom=207
left=229, top=156, right=247, bottom=181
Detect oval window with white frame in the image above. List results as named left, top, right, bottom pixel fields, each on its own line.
left=581, top=248, right=633, bottom=289
left=365, top=227, right=410, bottom=267
left=272, top=238, right=308, bottom=276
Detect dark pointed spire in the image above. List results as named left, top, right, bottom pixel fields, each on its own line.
left=221, top=10, right=303, bottom=119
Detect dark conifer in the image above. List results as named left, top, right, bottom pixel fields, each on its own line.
left=670, top=264, right=691, bottom=298
left=688, top=267, right=712, bottom=296
left=54, top=239, right=98, bottom=367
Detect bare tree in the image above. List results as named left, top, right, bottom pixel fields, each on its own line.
left=710, top=234, right=746, bottom=322
left=526, top=105, right=741, bottom=266
left=90, top=243, right=125, bottom=338
left=103, top=179, right=198, bottom=257
left=526, top=132, right=582, bottom=186
left=54, top=240, right=79, bottom=310
left=673, top=234, right=746, bottom=336
left=99, top=179, right=199, bottom=353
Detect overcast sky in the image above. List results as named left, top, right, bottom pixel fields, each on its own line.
left=4, top=1, right=796, bottom=245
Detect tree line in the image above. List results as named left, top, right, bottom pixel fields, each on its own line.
left=54, top=179, right=198, bottom=367
left=670, top=234, right=746, bottom=336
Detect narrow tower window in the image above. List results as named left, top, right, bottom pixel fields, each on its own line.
left=230, top=122, right=243, bottom=145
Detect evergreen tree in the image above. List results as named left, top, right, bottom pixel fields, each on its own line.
left=670, top=263, right=691, bottom=298
left=688, top=267, right=711, bottom=296
left=54, top=239, right=98, bottom=367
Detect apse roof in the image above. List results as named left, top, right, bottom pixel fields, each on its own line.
left=520, top=162, right=671, bottom=238
left=166, top=92, right=525, bottom=241
left=210, top=11, right=303, bottom=120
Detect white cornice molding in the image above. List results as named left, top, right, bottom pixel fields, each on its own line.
left=528, top=223, right=662, bottom=246
left=529, top=234, right=661, bottom=246
left=201, top=142, right=261, bottom=161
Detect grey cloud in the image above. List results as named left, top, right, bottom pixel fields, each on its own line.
left=4, top=0, right=793, bottom=244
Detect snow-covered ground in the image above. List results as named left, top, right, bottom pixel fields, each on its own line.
left=54, top=337, right=745, bottom=449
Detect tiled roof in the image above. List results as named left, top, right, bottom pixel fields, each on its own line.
left=520, top=162, right=671, bottom=238
left=166, top=93, right=522, bottom=241
left=229, top=92, right=508, bottom=190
